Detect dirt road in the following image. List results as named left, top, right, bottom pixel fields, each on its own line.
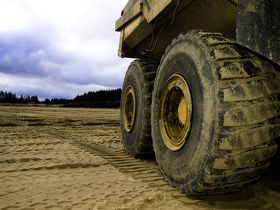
left=0, top=106, right=279, bottom=209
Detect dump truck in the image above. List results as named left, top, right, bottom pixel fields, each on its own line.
left=116, top=0, right=280, bottom=195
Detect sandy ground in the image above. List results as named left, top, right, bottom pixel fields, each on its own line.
left=0, top=105, right=279, bottom=210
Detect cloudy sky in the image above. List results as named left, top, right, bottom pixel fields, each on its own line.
left=0, top=0, right=131, bottom=100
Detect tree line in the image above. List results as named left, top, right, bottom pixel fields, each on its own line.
left=66, top=89, right=122, bottom=108
left=0, top=89, right=122, bottom=108
left=0, top=91, right=39, bottom=104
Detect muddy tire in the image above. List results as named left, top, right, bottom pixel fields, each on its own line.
left=151, top=31, right=280, bottom=195
left=120, top=59, right=157, bottom=157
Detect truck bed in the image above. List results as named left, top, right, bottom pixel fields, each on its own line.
left=116, top=0, right=237, bottom=59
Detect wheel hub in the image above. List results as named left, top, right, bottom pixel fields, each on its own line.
left=123, top=85, right=136, bottom=133
left=160, top=74, right=192, bottom=151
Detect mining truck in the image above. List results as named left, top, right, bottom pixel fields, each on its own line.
left=116, top=0, right=280, bottom=195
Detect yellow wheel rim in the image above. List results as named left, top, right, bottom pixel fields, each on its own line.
left=123, top=85, right=136, bottom=133
left=160, top=74, right=192, bottom=151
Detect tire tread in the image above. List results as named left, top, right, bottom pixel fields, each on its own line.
left=155, top=30, right=280, bottom=194
left=123, top=59, right=158, bottom=157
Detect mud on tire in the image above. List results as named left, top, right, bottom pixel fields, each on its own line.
left=120, top=59, right=157, bottom=157
left=151, top=31, right=280, bottom=195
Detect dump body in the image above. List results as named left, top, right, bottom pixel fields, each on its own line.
left=116, top=0, right=280, bottom=65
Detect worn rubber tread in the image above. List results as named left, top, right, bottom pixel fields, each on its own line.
left=223, top=101, right=280, bottom=126
left=210, top=45, right=251, bottom=60
left=221, top=78, right=280, bottom=102
left=203, top=162, right=270, bottom=184
left=218, top=124, right=280, bottom=150
left=193, top=176, right=260, bottom=194
left=212, top=143, right=277, bottom=170
left=217, top=57, right=271, bottom=79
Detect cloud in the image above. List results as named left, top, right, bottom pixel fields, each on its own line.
left=0, top=72, right=110, bottom=100
left=0, top=0, right=131, bottom=99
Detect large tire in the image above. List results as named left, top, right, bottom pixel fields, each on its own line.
left=120, top=59, right=157, bottom=157
left=151, top=31, right=280, bottom=195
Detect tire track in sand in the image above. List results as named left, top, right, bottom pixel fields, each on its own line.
left=47, top=129, right=201, bottom=205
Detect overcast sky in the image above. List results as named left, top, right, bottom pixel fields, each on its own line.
left=0, top=0, right=131, bottom=99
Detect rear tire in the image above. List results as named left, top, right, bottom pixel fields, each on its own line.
left=151, top=31, right=280, bottom=195
left=120, top=59, right=157, bottom=157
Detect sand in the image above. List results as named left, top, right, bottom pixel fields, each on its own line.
left=0, top=105, right=279, bottom=209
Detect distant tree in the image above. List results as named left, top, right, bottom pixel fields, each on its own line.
left=18, top=95, right=24, bottom=103
left=0, top=91, right=4, bottom=101
left=44, top=98, right=51, bottom=104
left=30, top=96, right=39, bottom=103
left=25, top=95, right=31, bottom=103
left=0, top=91, right=16, bottom=103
